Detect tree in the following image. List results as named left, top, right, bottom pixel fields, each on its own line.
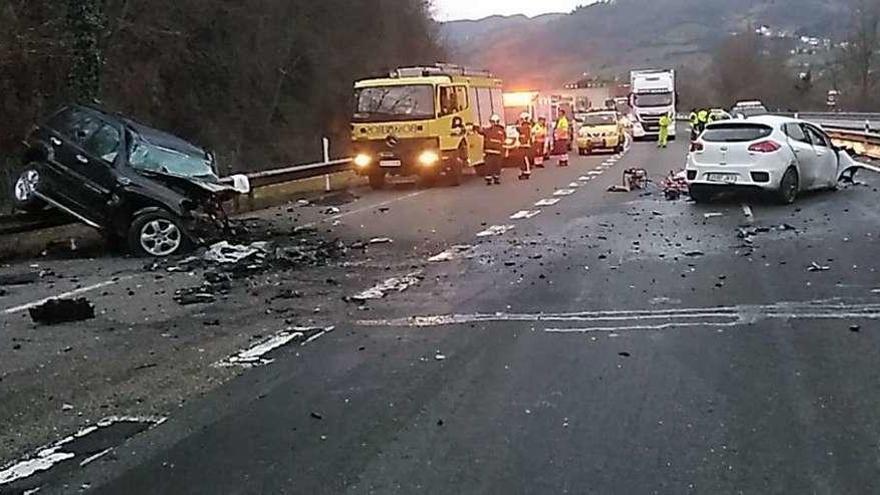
left=841, top=0, right=880, bottom=107
left=66, top=0, right=104, bottom=102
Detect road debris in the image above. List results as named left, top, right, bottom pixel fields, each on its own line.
left=661, top=170, right=689, bottom=200
left=322, top=206, right=341, bottom=215
left=203, top=241, right=268, bottom=264
left=808, top=262, right=831, bottom=272
left=173, top=289, right=218, bottom=305
left=368, top=237, right=393, bottom=245
left=215, top=326, right=333, bottom=367
left=435, top=353, right=447, bottom=361
left=683, top=250, right=705, bottom=257
left=850, top=325, right=861, bottom=333
left=703, top=212, right=724, bottom=219
left=0, top=272, right=40, bottom=286
left=28, top=298, right=95, bottom=325
left=350, top=272, right=424, bottom=302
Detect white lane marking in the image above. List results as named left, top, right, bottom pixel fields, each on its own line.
left=328, top=191, right=424, bottom=223
left=594, top=166, right=605, bottom=171
left=510, top=210, right=541, bottom=220
left=535, top=198, right=561, bottom=207
left=588, top=171, right=603, bottom=176
left=351, top=272, right=423, bottom=300
left=79, top=448, right=113, bottom=467
left=567, top=182, right=581, bottom=188
left=578, top=176, right=592, bottom=182
left=0, top=416, right=165, bottom=487
left=476, top=225, right=516, bottom=237
left=428, top=245, right=476, bottom=262
left=2, top=277, right=133, bottom=315
left=553, top=189, right=577, bottom=197
left=356, top=300, right=880, bottom=331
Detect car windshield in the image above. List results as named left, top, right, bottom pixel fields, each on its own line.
left=701, top=123, right=773, bottom=142
left=633, top=92, right=673, bottom=107
left=582, top=113, right=616, bottom=126
left=129, top=138, right=216, bottom=180
left=353, top=85, right=435, bottom=122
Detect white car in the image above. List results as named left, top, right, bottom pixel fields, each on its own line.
left=686, top=116, right=846, bottom=204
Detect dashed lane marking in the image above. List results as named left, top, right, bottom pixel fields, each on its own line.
left=2, top=276, right=134, bottom=315
left=476, top=225, right=516, bottom=237
left=535, top=198, right=561, bottom=207
left=553, top=189, right=577, bottom=197
left=510, top=210, right=542, bottom=220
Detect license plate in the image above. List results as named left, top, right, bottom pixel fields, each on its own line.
left=591, top=138, right=604, bottom=145
left=706, top=173, right=738, bottom=183
left=379, top=160, right=402, bottom=168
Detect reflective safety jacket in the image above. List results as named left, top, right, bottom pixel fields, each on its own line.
left=532, top=123, right=548, bottom=143
left=659, top=114, right=672, bottom=129
left=480, top=124, right=506, bottom=155
left=697, top=110, right=709, bottom=124
left=554, top=116, right=570, bottom=140
left=689, top=112, right=698, bottom=125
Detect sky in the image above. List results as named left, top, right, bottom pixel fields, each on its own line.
left=433, top=0, right=585, bottom=21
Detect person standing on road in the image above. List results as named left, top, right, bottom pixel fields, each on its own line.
left=697, top=108, right=710, bottom=134
left=658, top=112, right=672, bottom=148
left=477, top=114, right=506, bottom=185
left=532, top=117, right=548, bottom=168
left=517, top=113, right=534, bottom=180
left=552, top=109, right=571, bottom=167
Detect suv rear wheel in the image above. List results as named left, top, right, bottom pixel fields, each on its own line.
left=128, top=210, right=190, bottom=257
left=12, top=165, right=46, bottom=212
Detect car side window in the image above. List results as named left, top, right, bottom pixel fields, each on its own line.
left=67, top=115, right=103, bottom=145
left=83, top=124, right=121, bottom=163
left=805, top=126, right=830, bottom=148
left=784, top=123, right=810, bottom=144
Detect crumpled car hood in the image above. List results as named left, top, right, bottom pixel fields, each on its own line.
left=140, top=171, right=239, bottom=199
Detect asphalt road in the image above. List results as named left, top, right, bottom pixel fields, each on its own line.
left=4, top=132, right=880, bottom=494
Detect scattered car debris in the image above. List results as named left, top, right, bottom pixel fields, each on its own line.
left=215, top=326, right=333, bottom=368
left=173, top=289, right=218, bottom=306
left=435, top=353, right=447, bottom=361
left=683, top=250, right=705, bottom=257
left=28, top=298, right=95, bottom=325
left=368, top=237, right=393, bottom=245
left=350, top=272, right=424, bottom=302
left=850, top=324, right=862, bottom=333
left=703, top=213, right=724, bottom=219
left=607, top=185, right=630, bottom=193
left=808, top=262, right=831, bottom=272
left=624, top=168, right=649, bottom=190
left=322, top=207, right=341, bottom=215
left=661, top=170, right=689, bottom=200
left=203, top=241, right=268, bottom=264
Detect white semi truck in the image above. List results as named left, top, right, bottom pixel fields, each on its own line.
left=630, top=69, right=677, bottom=141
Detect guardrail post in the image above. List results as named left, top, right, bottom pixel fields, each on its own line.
left=866, top=119, right=872, bottom=134
left=323, top=137, right=331, bottom=192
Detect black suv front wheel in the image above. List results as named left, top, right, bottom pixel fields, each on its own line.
left=128, top=210, right=190, bottom=257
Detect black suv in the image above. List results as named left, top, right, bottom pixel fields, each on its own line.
left=13, top=105, right=242, bottom=256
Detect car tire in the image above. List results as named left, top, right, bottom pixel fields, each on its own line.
left=368, top=172, right=385, bottom=190
left=776, top=167, right=799, bottom=205
left=688, top=184, right=712, bottom=203
left=12, top=165, right=46, bottom=212
left=128, top=210, right=190, bottom=258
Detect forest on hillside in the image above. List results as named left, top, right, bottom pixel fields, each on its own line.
left=0, top=0, right=443, bottom=206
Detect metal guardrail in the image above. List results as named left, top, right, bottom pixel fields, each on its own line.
left=220, top=158, right=352, bottom=188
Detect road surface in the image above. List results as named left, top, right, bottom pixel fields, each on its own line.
left=3, top=132, right=880, bottom=494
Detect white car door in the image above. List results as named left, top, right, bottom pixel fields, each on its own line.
left=803, top=125, right=839, bottom=188
left=782, top=123, right=816, bottom=184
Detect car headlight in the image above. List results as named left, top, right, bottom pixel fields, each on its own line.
left=354, top=154, right=372, bottom=168
left=418, top=150, right=440, bottom=166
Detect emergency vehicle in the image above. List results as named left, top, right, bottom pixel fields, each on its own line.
left=351, top=64, right=504, bottom=189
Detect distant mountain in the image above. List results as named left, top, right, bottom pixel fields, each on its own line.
left=440, top=0, right=850, bottom=88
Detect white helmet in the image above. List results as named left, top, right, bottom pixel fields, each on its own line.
left=490, top=114, right=502, bottom=124
left=520, top=112, right=531, bottom=121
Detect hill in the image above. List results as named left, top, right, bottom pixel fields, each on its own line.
left=440, top=0, right=851, bottom=88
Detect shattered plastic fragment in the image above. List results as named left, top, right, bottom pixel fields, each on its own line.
left=808, top=262, right=831, bottom=272
left=351, top=272, right=424, bottom=301
left=29, top=298, right=95, bottom=325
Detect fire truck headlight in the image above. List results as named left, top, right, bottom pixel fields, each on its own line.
left=418, top=150, right=440, bottom=167
left=354, top=154, right=372, bottom=168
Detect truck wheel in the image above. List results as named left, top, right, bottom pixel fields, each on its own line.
left=12, top=165, right=46, bottom=212
left=368, top=172, right=385, bottom=190
left=128, top=210, right=190, bottom=257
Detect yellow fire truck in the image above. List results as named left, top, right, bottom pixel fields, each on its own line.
left=351, top=64, right=504, bottom=189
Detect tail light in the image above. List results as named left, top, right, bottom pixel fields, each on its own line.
left=690, top=141, right=704, bottom=152
left=748, top=140, right=781, bottom=153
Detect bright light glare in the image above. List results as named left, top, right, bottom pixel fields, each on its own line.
left=418, top=150, right=440, bottom=166
left=503, top=92, right=538, bottom=108
left=354, top=154, right=372, bottom=167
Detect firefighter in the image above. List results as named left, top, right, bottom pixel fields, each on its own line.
left=532, top=117, right=548, bottom=168
left=658, top=112, right=672, bottom=148
left=517, top=112, right=534, bottom=180
left=477, top=114, right=505, bottom=185
left=553, top=109, right=571, bottom=167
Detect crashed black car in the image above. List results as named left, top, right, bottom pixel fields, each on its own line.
left=13, top=105, right=246, bottom=257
